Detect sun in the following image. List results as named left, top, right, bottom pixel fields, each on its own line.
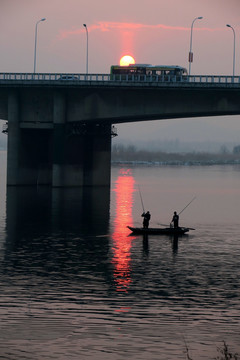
left=120, top=55, right=136, bottom=66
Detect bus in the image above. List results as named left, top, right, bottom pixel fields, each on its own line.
left=110, top=64, right=188, bottom=81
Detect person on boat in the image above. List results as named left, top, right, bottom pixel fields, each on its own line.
left=141, top=211, right=151, bottom=228
left=171, top=211, right=179, bottom=228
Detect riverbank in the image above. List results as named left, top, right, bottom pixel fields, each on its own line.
left=111, top=146, right=240, bottom=166
left=112, top=158, right=240, bottom=166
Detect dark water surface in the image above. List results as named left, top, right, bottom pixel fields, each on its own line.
left=0, top=152, right=239, bottom=359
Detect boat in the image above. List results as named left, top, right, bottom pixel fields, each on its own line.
left=127, top=226, right=191, bottom=235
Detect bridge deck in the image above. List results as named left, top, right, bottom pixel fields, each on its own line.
left=0, top=73, right=240, bottom=88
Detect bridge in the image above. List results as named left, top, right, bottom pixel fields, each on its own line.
left=0, top=72, right=240, bottom=187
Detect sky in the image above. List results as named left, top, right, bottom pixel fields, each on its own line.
left=1, top=0, right=240, bottom=149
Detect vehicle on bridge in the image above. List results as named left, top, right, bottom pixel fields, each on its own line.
left=110, top=64, right=188, bottom=81
left=58, top=74, right=79, bottom=80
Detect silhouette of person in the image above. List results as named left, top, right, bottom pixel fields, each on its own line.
left=171, top=211, right=179, bottom=228
left=141, top=211, right=151, bottom=228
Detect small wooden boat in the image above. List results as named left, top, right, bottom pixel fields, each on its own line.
left=127, top=226, right=191, bottom=235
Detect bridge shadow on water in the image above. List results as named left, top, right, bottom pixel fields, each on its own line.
left=3, top=186, right=111, bottom=279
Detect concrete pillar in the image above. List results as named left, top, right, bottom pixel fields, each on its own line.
left=7, top=90, right=52, bottom=186
left=7, top=90, right=112, bottom=188
left=52, top=91, right=87, bottom=187
left=7, top=91, right=20, bottom=185
left=83, top=124, right=112, bottom=187
left=52, top=91, right=68, bottom=187
left=52, top=92, right=112, bottom=187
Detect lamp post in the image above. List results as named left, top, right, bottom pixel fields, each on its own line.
left=34, top=18, right=46, bottom=74
left=188, top=16, right=203, bottom=75
left=226, top=24, right=235, bottom=77
left=83, top=24, right=88, bottom=74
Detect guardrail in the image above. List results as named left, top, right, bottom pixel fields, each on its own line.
left=0, top=72, right=240, bottom=84
left=0, top=73, right=110, bottom=81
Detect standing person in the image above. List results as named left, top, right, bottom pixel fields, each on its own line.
left=171, top=211, right=179, bottom=228
left=141, top=211, right=151, bottom=229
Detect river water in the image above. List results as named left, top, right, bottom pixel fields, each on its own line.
left=0, top=151, right=239, bottom=360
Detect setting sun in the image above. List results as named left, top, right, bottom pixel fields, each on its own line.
left=120, top=55, right=135, bottom=66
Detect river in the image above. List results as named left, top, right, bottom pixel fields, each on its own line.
left=0, top=151, right=239, bottom=359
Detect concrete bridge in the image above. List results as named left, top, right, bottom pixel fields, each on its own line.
left=0, top=72, right=240, bottom=187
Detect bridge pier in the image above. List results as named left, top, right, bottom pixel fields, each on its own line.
left=7, top=91, right=20, bottom=185
left=7, top=91, right=52, bottom=186
left=52, top=91, right=112, bottom=187
left=6, top=91, right=112, bottom=187
left=52, top=123, right=112, bottom=187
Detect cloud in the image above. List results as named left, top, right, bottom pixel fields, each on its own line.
left=59, top=21, right=220, bottom=39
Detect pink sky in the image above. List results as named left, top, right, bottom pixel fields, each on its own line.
left=1, top=0, right=240, bottom=145
left=1, top=0, right=240, bottom=75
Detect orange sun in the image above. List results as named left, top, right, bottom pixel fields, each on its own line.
left=120, top=55, right=136, bottom=66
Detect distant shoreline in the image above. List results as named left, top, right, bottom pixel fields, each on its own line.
left=1, top=148, right=240, bottom=166
left=111, top=145, right=240, bottom=166
left=111, top=160, right=240, bottom=166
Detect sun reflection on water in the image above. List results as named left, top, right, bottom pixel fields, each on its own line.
left=111, top=168, right=136, bottom=293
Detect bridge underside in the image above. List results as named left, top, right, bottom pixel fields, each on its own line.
left=75, top=86, right=240, bottom=124
left=2, top=84, right=240, bottom=186
left=1, top=84, right=240, bottom=123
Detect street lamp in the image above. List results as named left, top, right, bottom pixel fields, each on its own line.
left=34, top=18, right=46, bottom=74
left=83, top=24, right=88, bottom=74
left=226, top=24, right=235, bottom=76
left=188, top=16, right=203, bottom=75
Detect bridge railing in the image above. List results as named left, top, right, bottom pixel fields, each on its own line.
left=189, top=75, right=240, bottom=84
left=0, top=72, right=240, bottom=85
left=0, top=73, right=111, bottom=81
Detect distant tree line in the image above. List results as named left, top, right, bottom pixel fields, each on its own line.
left=112, top=144, right=240, bottom=164
left=233, top=145, right=240, bottom=154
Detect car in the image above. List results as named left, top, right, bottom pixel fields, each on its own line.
left=58, top=75, right=79, bottom=80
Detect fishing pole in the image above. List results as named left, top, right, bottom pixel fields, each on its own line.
left=178, top=196, right=196, bottom=216
left=138, top=185, right=145, bottom=213
left=157, top=197, right=196, bottom=229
